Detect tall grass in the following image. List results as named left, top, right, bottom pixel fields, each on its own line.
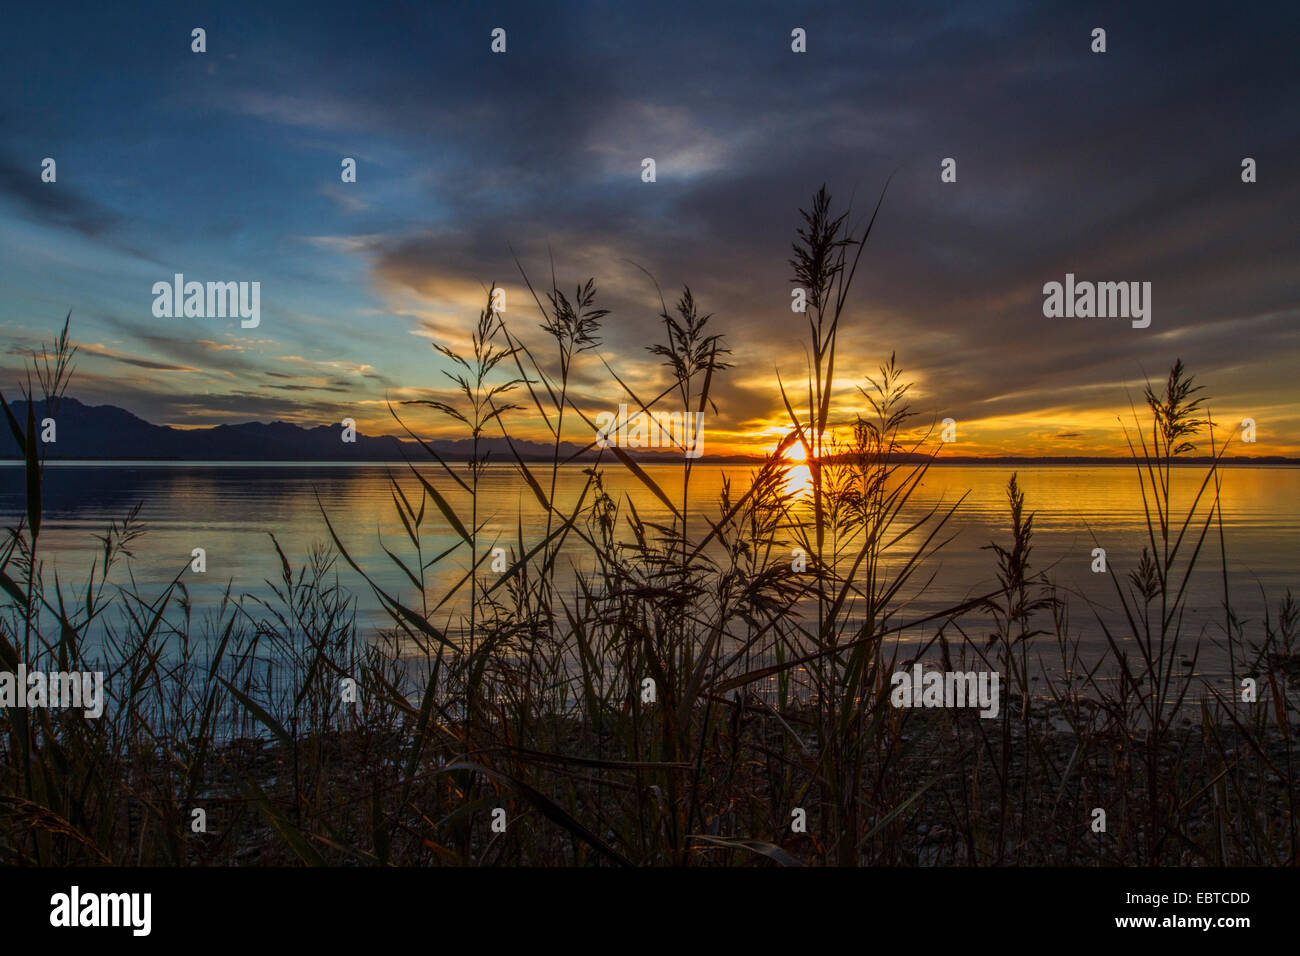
left=1, top=190, right=1295, bottom=866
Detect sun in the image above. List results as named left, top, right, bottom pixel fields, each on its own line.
left=783, top=442, right=807, bottom=462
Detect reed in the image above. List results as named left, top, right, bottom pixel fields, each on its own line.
left=1, top=191, right=1294, bottom=866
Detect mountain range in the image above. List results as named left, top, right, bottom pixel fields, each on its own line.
left=0, top=397, right=666, bottom=462
left=1, top=398, right=1294, bottom=465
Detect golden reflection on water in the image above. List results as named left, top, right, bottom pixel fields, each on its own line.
left=779, top=443, right=814, bottom=499
left=12, top=462, right=1299, bottom=651
left=781, top=462, right=814, bottom=499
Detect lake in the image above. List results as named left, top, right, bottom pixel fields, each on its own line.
left=3, top=461, right=1296, bottom=690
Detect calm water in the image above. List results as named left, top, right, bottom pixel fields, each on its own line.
left=3, top=462, right=1297, bottom=686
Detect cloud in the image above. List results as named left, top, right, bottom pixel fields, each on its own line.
left=0, top=155, right=118, bottom=238
left=79, top=342, right=200, bottom=373
left=1, top=0, right=1297, bottom=454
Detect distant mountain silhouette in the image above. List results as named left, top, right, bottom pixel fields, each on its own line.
left=3, top=398, right=1295, bottom=465
left=0, top=397, right=715, bottom=462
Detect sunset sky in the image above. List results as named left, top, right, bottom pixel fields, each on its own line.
left=2, top=1, right=1297, bottom=457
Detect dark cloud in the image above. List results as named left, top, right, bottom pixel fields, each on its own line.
left=78, top=343, right=200, bottom=372
left=0, top=155, right=118, bottom=238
